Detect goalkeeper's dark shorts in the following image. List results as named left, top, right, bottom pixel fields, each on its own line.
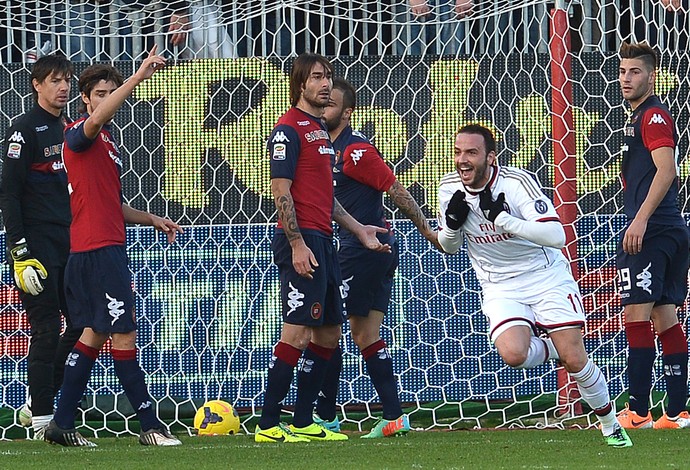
left=65, top=244, right=136, bottom=334
left=338, top=238, right=398, bottom=317
left=616, top=223, right=689, bottom=307
left=272, top=230, right=346, bottom=326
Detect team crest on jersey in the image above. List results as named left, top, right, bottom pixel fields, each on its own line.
left=8, top=131, right=25, bottom=144
left=7, top=142, right=21, bottom=159
left=350, top=148, right=367, bottom=164
left=311, top=302, right=323, bottom=320
left=272, top=131, right=290, bottom=143
left=648, top=113, right=667, bottom=125
left=534, top=199, right=548, bottom=214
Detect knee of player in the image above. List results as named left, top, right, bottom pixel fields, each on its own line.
left=500, top=348, right=529, bottom=368
left=556, top=352, right=588, bottom=374
left=351, top=330, right=378, bottom=350
left=110, top=331, right=137, bottom=350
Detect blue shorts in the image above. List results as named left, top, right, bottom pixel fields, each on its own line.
left=272, top=231, right=346, bottom=326
left=339, top=239, right=398, bottom=317
left=64, top=245, right=136, bottom=334
left=616, top=224, right=689, bottom=306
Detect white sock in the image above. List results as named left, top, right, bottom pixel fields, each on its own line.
left=543, top=337, right=559, bottom=361
left=570, top=359, right=617, bottom=435
left=516, top=336, right=551, bottom=369
left=32, top=414, right=52, bottom=431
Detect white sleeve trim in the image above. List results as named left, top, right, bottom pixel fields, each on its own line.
left=493, top=212, right=565, bottom=248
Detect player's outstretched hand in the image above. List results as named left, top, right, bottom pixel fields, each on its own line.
left=151, top=215, right=184, bottom=244
left=479, top=187, right=506, bottom=222
left=135, top=45, right=167, bottom=82
left=359, top=225, right=392, bottom=253
left=445, top=190, right=470, bottom=230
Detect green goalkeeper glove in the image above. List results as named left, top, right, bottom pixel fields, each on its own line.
left=10, top=240, right=47, bottom=296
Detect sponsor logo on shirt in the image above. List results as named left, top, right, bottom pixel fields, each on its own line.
left=109, top=150, right=122, bottom=167
left=101, top=132, right=113, bottom=144
left=7, top=142, right=21, bottom=159
left=272, top=143, right=286, bottom=160
left=52, top=160, right=64, bottom=171
left=304, top=129, right=329, bottom=142
left=8, top=131, right=25, bottom=144
left=35, top=125, right=49, bottom=132
left=44, top=144, right=62, bottom=158
left=624, top=126, right=634, bottom=137
left=272, top=131, right=290, bottom=143
left=297, top=120, right=310, bottom=126
left=648, top=113, right=667, bottom=125
left=318, top=145, right=334, bottom=155
left=350, top=148, right=367, bottom=164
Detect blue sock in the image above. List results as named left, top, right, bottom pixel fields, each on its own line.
left=625, top=321, right=656, bottom=417
left=363, top=340, right=403, bottom=420
left=54, top=341, right=99, bottom=429
left=316, top=346, right=342, bottom=421
left=628, top=347, right=655, bottom=416
left=659, top=323, right=689, bottom=417
left=112, top=349, right=160, bottom=432
left=293, top=343, right=333, bottom=428
left=258, top=342, right=301, bottom=430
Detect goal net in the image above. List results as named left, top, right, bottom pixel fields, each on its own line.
left=0, top=0, right=688, bottom=437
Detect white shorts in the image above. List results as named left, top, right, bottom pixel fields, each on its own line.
left=482, top=260, right=586, bottom=342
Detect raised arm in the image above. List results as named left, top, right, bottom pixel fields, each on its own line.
left=82, top=46, right=166, bottom=139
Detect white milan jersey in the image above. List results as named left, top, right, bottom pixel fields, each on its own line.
left=438, top=166, right=567, bottom=284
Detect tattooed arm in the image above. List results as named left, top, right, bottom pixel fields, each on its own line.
left=272, top=178, right=318, bottom=279
left=333, top=199, right=391, bottom=253
left=387, top=180, right=442, bottom=251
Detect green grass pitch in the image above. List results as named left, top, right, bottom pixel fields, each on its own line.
left=0, top=428, right=686, bottom=470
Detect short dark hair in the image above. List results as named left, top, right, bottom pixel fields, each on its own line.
left=619, top=42, right=657, bottom=72
left=332, top=78, right=356, bottom=110
left=30, top=54, right=73, bottom=102
left=77, top=64, right=125, bottom=113
left=457, top=124, right=497, bottom=155
left=289, top=52, right=333, bottom=107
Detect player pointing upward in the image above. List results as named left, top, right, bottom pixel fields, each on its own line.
left=45, top=46, right=183, bottom=447
left=438, top=124, right=632, bottom=447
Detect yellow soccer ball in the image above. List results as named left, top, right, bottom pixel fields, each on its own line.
left=194, top=400, right=240, bottom=435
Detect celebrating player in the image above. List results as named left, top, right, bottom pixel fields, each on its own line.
left=255, top=53, right=390, bottom=443
left=0, top=54, right=83, bottom=440
left=615, top=42, right=689, bottom=429
left=44, top=46, right=184, bottom=447
left=437, top=124, right=632, bottom=447
left=313, top=78, right=441, bottom=438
